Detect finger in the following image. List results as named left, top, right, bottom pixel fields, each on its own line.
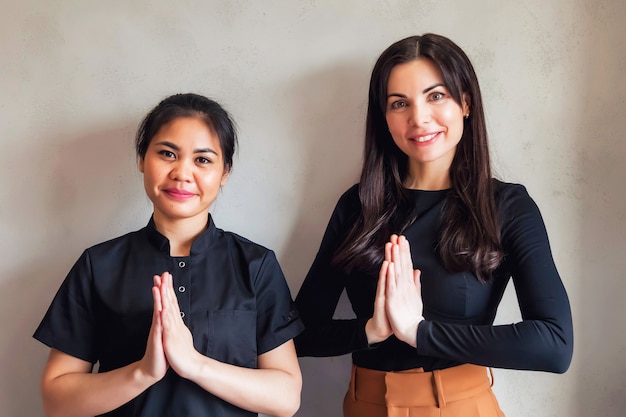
left=160, top=274, right=176, bottom=325
left=398, top=236, right=413, bottom=274
left=166, top=273, right=181, bottom=310
left=150, top=287, right=164, bottom=352
left=386, top=262, right=397, bottom=294
left=161, top=273, right=184, bottom=332
left=158, top=271, right=168, bottom=296
left=384, top=242, right=392, bottom=262
left=152, top=283, right=163, bottom=314
left=377, top=261, right=388, bottom=299
left=161, top=272, right=174, bottom=308
left=391, top=243, right=403, bottom=278
left=153, top=275, right=163, bottom=311
left=413, top=269, right=422, bottom=287
left=159, top=281, right=170, bottom=313
left=390, top=234, right=399, bottom=245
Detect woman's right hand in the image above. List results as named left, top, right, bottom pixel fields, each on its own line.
left=365, top=243, right=394, bottom=344
left=138, top=274, right=169, bottom=383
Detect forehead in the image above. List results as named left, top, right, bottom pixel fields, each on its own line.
left=153, top=117, right=220, bottom=149
left=387, top=58, right=444, bottom=92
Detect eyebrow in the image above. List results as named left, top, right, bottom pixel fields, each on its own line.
left=155, top=141, right=218, bottom=155
left=387, top=83, right=446, bottom=98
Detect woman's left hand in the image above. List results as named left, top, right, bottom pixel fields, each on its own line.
left=385, top=235, right=424, bottom=348
left=158, top=271, right=202, bottom=379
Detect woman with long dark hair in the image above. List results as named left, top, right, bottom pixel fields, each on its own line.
left=295, top=34, right=573, bottom=417
left=34, top=93, right=304, bottom=417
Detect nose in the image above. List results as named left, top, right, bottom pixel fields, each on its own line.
left=409, top=103, right=431, bottom=126
left=170, top=158, right=193, bottom=182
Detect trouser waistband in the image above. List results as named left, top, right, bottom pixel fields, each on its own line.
left=349, top=364, right=494, bottom=408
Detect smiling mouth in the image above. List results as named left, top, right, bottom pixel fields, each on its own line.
left=165, top=189, right=195, bottom=198
left=411, top=132, right=439, bottom=143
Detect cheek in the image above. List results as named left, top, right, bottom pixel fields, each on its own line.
left=141, top=162, right=168, bottom=191
left=142, top=164, right=158, bottom=184
left=385, top=114, right=402, bottom=134
left=439, top=106, right=463, bottom=127
left=198, top=173, right=224, bottom=192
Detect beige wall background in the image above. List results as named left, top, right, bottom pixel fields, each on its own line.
left=1, top=1, right=624, bottom=416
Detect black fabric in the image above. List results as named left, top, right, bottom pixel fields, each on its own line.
left=34, top=215, right=304, bottom=417
left=295, top=180, right=573, bottom=373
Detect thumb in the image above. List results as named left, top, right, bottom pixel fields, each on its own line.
left=413, top=269, right=421, bottom=288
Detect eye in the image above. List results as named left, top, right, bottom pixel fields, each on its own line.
left=196, top=156, right=212, bottom=165
left=158, top=150, right=176, bottom=159
left=389, top=100, right=407, bottom=110
left=429, top=91, right=445, bottom=101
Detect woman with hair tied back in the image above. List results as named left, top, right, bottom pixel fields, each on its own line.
left=34, top=93, right=304, bottom=417
left=295, top=34, right=573, bottom=417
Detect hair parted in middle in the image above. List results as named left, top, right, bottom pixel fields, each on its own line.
left=332, top=33, right=503, bottom=282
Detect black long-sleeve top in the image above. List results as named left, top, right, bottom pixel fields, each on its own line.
left=295, top=180, right=573, bottom=373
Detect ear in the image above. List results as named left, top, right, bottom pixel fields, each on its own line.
left=461, top=93, right=470, bottom=117
left=220, top=167, right=231, bottom=186
left=138, top=157, right=145, bottom=173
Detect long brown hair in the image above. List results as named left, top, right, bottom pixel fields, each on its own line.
left=332, top=34, right=502, bottom=282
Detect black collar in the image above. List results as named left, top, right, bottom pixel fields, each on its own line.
left=145, top=214, right=219, bottom=256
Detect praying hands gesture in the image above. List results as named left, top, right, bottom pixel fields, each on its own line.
left=366, top=235, right=424, bottom=347
left=149, top=272, right=203, bottom=379
left=147, top=272, right=301, bottom=417
left=138, top=271, right=199, bottom=383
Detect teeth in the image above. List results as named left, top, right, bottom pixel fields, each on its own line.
left=414, top=133, right=437, bottom=142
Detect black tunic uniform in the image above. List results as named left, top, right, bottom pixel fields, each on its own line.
left=34, top=215, right=304, bottom=417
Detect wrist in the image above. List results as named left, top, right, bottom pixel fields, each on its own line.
left=365, top=318, right=387, bottom=345
left=133, top=361, right=160, bottom=389
left=178, top=350, right=205, bottom=381
left=399, top=319, right=422, bottom=348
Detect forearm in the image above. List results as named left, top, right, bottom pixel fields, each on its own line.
left=158, top=272, right=301, bottom=416
left=417, top=319, right=573, bottom=373
left=184, top=352, right=301, bottom=417
left=42, top=361, right=156, bottom=417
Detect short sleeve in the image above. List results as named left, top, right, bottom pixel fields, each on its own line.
left=253, top=251, right=304, bottom=355
left=33, top=250, right=97, bottom=363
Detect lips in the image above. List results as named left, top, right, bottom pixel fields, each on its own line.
left=410, top=131, right=441, bottom=144
left=164, top=188, right=195, bottom=199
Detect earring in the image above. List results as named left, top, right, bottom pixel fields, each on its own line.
left=464, top=113, right=469, bottom=119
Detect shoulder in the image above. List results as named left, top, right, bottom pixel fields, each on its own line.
left=493, top=179, right=529, bottom=201
left=316, top=183, right=362, bottom=238
left=493, top=179, right=540, bottom=217
left=213, top=226, right=274, bottom=260
left=211, top=226, right=281, bottom=283
left=338, top=183, right=360, bottom=205
left=493, top=179, right=548, bottom=243
left=84, top=229, right=145, bottom=259
left=332, top=183, right=362, bottom=219
left=213, top=227, right=290, bottom=292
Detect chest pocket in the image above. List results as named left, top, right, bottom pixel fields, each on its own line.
left=207, top=310, right=257, bottom=368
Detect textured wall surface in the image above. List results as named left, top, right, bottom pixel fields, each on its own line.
left=1, top=1, right=624, bottom=416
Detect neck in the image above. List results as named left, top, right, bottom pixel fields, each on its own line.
left=405, top=162, right=451, bottom=190
left=153, top=212, right=209, bottom=256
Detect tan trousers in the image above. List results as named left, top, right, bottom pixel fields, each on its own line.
left=343, top=364, right=505, bottom=417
